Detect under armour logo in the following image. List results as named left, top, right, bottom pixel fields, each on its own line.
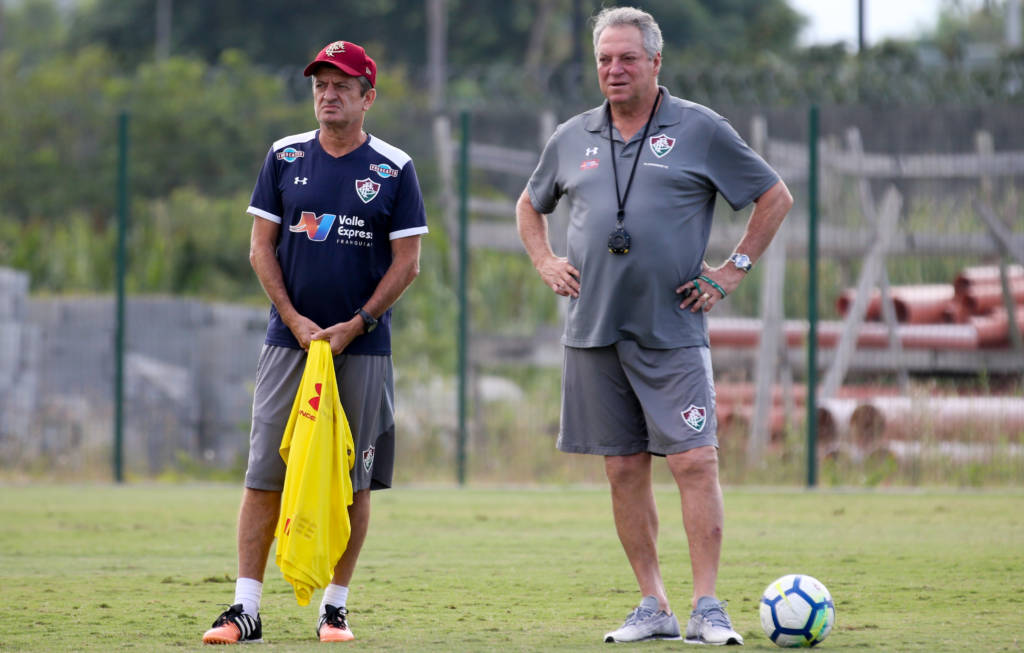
left=294, top=177, right=308, bottom=185
left=585, top=146, right=599, bottom=156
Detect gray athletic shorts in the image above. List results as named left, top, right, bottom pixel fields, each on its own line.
left=558, top=341, right=718, bottom=456
left=245, top=344, right=395, bottom=492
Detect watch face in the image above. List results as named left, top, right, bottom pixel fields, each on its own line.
left=731, top=254, right=751, bottom=270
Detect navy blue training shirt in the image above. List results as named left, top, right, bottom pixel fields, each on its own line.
left=248, top=129, right=429, bottom=354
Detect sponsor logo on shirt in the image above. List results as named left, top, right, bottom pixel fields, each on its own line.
left=298, top=382, right=323, bottom=421
left=294, top=177, right=308, bottom=185
left=370, top=163, right=399, bottom=179
left=355, top=178, right=381, bottom=203
left=580, top=159, right=599, bottom=170
left=289, top=211, right=375, bottom=246
left=649, top=133, right=676, bottom=158
left=276, top=147, right=305, bottom=163
left=307, top=383, right=323, bottom=410
left=680, top=404, right=707, bottom=432
left=290, top=211, right=337, bottom=242
left=585, top=146, right=599, bottom=156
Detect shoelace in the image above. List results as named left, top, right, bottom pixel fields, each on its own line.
left=700, top=601, right=732, bottom=629
left=213, top=604, right=244, bottom=627
left=322, top=604, right=349, bottom=629
left=623, top=604, right=658, bottom=626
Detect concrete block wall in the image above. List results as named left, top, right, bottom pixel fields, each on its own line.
left=0, top=267, right=268, bottom=476
left=0, top=268, right=34, bottom=456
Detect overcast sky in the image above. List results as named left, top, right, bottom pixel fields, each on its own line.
left=788, top=0, right=966, bottom=47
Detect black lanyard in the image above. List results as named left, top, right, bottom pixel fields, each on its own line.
left=606, top=88, right=662, bottom=227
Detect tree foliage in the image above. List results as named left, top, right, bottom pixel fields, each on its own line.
left=64, top=0, right=803, bottom=73
left=0, top=45, right=310, bottom=221
left=931, top=0, right=1015, bottom=60
left=1, top=0, right=1021, bottom=302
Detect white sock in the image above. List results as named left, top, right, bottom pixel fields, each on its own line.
left=320, top=584, right=349, bottom=615
left=234, top=577, right=263, bottom=617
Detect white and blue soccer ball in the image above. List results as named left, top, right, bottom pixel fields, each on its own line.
left=759, top=574, right=836, bottom=647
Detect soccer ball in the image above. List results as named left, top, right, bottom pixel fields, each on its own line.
left=759, top=574, right=836, bottom=647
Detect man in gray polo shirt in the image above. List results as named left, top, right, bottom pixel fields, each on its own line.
left=516, top=6, right=793, bottom=646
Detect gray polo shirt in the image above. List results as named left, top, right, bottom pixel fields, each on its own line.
left=527, top=86, right=779, bottom=349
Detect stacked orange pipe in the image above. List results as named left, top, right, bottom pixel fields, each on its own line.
left=849, top=396, right=1024, bottom=445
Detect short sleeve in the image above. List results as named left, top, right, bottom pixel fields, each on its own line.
left=705, top=119, right=779, bottom=211
left=388, top=161, right=429, bottom=239
left=526, top=127, right=564, bottom=215
left=247, top=147, right=283, bottom=223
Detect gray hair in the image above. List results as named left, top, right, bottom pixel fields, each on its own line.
left=355, top=76, right=373, bottom=96
left=591, top=6, right=663, bottom=60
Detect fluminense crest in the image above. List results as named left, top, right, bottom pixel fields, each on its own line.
left=324, top=41, right=347, bottom=57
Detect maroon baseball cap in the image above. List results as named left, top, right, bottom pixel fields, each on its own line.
left=303, top=40, right=377, bottom=87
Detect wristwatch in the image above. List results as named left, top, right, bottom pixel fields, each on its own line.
left=728, top=253, right=753, bottom=273
left=355, top=308, right=377, bottom=334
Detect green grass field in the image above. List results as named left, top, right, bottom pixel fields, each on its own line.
left=0, top=484, right=1021, bottom=652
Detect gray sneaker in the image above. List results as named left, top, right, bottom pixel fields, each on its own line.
left=685, top=595, right=743, bottom=645
left=603, top=595, right=681, bottom=643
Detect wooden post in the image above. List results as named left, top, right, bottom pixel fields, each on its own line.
left=973, top=131, right=1021, bottom=351
left=976, top=201, right=1024, bottom=351
left=976, top=130, right=994, bottom=205
left=427, top=0, right=446, bottom=113
left=820, top=186, right=902, bottom=400
left=748, top=115, right=786, bottom=462
left=433, top=116, right=459, bottom=278
left=846, top=127, right=908, bottom=392
left=976, top=201, right=1024, bottom=265
left=155, top=0, right=172, bottom=61
left=428, top=0, right=457, bottom=278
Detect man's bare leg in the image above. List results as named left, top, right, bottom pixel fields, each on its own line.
left=237, top=487, right=281, bottom=581
left=605, top=453, right=670, bottom=612
left=666, top=445, right=723, bottom=609
left=331, top=489, right=371, bottom=586
left=200, top=488, right=278, bottom=643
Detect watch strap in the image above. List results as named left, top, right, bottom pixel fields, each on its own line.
left=356, top=308, right=377, bottom=334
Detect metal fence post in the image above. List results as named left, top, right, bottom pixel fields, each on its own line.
left=805, top=105, right=819, bottom=488
left=114, top=111, right=129, bottom=484
left=456, top=110, right=470, bottom=486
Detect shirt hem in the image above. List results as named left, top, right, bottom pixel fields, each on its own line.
left=527, top=183, right=556, bottom=215
left=390, top=225, right=429, bottom=240
left=248, top=206, right=282, bottom=224
left=728, top=175, right=780, bottom=211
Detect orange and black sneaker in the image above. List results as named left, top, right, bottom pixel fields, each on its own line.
left=317, top=604, right=355, bottom=642
left=202, top=603, right=262, bottom=645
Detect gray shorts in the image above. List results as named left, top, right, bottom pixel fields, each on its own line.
left=245, top=344, right=395, bottom=492
left=558, top=341, right=718, bottom=456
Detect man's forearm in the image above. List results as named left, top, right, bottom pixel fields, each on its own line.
left=360, top=236, right=421, bottom=318
left=250, top=242, right=299, bottom=325
left=516, top=190, right=555, bottom=268
left=730, top=180, right=793, bottom=264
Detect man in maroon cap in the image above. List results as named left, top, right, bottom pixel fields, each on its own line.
left=202, top=39, right=427, bottom=645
